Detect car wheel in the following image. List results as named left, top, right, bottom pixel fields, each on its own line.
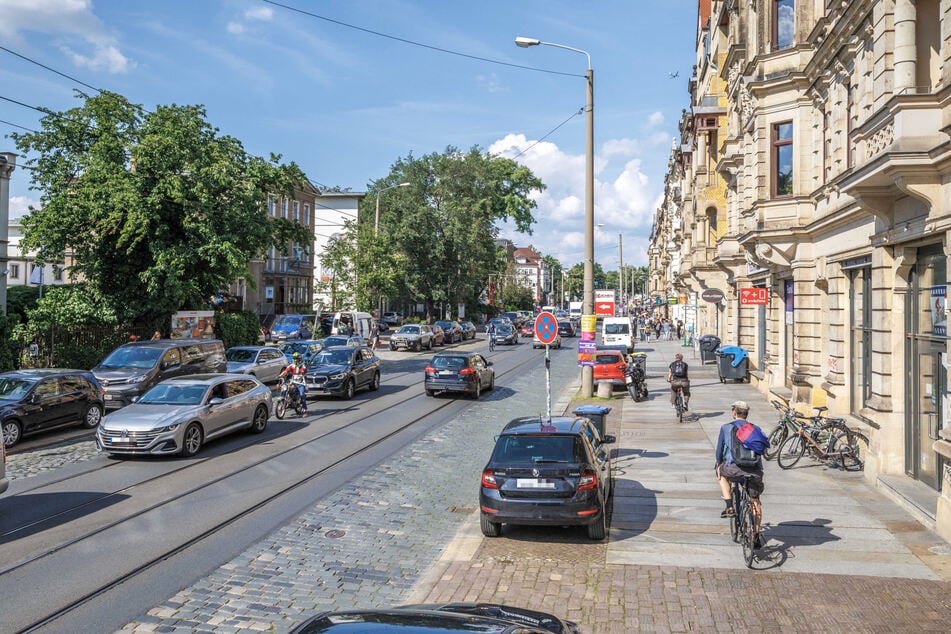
left=480, top=513, right=501, bottom=537
left=181, top=423, right=203, bottom=457
left=2, top=419, right=23, bottom=447
left=369, top=372, right=381, bottom=391
left=82, top=403, right=104, bottom=428
left=425, top=389, right=435, bottom=397
left=587, top=506, right=607, bottom=540
left=426, top=338, right=433, bottom=350
left=390, top=345, right=397, bottom=351
left=250, top=404, right=268, bottom=433
left=472, top=379, right=481, bottom=400
left=488, top=373, right=495, bottom=391
left=341, top=379, right=355, bottom=400
left=413, top=341, right=420, bottom=352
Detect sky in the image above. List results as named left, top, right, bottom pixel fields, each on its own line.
left=0, top=0, right=699, bottom=269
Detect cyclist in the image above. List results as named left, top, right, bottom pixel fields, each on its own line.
left=667, top=353, right=690, bottom=411
left=715, top=401, right=766, bottom=549
left=279, top=352, right=308, bottom=416
left=486, top=321, right=496, bottom=351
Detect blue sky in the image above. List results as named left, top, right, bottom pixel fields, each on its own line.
left=0, top=0, right=697, bottom=268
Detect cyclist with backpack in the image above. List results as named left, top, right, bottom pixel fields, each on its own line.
left=715, top=400, right=769, bottom=548
left=667, top=353, right=690, bottom=410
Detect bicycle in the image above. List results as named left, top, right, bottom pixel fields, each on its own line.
left=730, top=476, right=758, bottom=568
left=766, top=402, right=855, bottom=461
left=673, top=386, right=685, bottom=423
left=776, top=421, right=868, bottom=471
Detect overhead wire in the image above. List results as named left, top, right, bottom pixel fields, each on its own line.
left=0, top=45, right=102, bottom=93
left=510, top=107, right=584, bottom=160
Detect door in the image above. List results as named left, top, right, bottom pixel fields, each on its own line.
left=25, top=378, right=67, bottom=433
left=910, top=342, right=943, bottom=489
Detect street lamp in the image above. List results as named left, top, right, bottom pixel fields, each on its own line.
left=516, top=36, right=595, bottom=396
left=375, top=182, right=410, bottom=236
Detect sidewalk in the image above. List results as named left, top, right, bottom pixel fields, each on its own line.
left=411, top=338, right=951, bottom=632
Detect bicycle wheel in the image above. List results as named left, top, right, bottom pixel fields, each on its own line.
left=729, top=488, right=740, bottom=543
left=830, top=430, right=868, bottom=471
left=676, top=396, right=684, bottom=424
left=764, top=424, right=788, bottom=461
left=741, top=502, right=756, bottom=568
left=776, top=434, right=806, bottom=469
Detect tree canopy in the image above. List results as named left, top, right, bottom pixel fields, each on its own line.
left=11, top=90, right=311, bottom=324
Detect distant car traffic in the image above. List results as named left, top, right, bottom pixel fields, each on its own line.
left=533, top=328, right=562, bottom=349
left=479, top=416, right=615, bottom=540
left=389, top=324, right=435, bottom=351
left=0, top=369, right=105, bottom=447
left=382, top=311, right=403, bottom=326
left=375, top=319, right=390, bottom=333
left=434, top=320, right=464, bottom=344
left=593, top=350, right=627, bottom=389
left=96, top=374, right=271, bottom=457
left=520, top=319, right=535, bottom=338
left=226, top=346, right=287, bottom=383
left=557, top=320, right=577, bottom=338
left=492, top=323, right=519, bottom=346
left=424, top=352, right=495, bottom=399
left=305, top=346, right=381, bottom=399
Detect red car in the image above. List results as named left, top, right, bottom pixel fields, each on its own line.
left=593, top=350, right=627, bottom=389
left=519, top=319, right=535, bottom=338
left=431, top=324, right=446, bottom=346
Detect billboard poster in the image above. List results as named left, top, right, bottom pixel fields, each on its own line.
left=580, top=314, right=597, bottom=342
left=577, top=340, right=596, bottom=366
left=170, top=310, right=217, bottom=339
left=932, top=285, right=947, bottom=336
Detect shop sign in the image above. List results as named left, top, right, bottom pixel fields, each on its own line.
left=701, top=288, right=724, bottom=303
left=739, top=288, right=768, bottom=305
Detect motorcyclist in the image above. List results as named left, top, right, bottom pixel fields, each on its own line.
left=279, top=352, right=308, bottom=415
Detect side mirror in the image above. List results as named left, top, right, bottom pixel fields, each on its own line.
left=601, top=435, right=617, bottom=444
left=208, top=397, right=223, bottom=406
left=487, top=361, right=494, bottom=366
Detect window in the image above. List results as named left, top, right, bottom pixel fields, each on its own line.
left=774, top=0, right=794, bottom=51
left=268, top=195, right=276, bottom=217
left=773, top=122, right=794, bottom=197
left=9, top=264, right=18, bottom=279
left=53, top=266, right=63, bottom=281
left=293, top=200, right=300, bottom=221
left=281, top=197, right=288, bottom=219
left=304, top=204, right=310, bottom=225
left=846, top=82, right=856, bottom=169
left=849, top=265, right=872, bottom=414
left=822, top=108, right=830, bottom=182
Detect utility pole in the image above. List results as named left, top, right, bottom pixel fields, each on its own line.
left=618, top=234, right=623, bottom=313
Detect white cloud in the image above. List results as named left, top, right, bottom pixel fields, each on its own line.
left=602, top=138, right=640, bottom=159
left=647, top=111, right=665, bottom=127
left=476, top=73, right=505, bottom=94
left=0, top=0, right=133, bottom=74
left=226, top=21, right=244, bottom=35
left=9, top=195, right=38, bottom=219
left=245, top=6, right=274, bottom=21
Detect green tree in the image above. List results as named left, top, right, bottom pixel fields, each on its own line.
left=12, top=90, right=311, bottom=326
left=5, top=286, right=40, bottom=324
left=500, top=284, right=533, bottom=311
left=364, top=147, right=544, bottom=319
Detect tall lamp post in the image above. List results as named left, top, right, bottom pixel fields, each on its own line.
left=516, top=36, right=595, bottom=396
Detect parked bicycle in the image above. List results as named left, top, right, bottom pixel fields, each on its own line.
left=776, top=418, right=867, bottom=471
left=730, top=476, right=759, bottom=568
left=766, top=401, right=858, bottom=462
left=274, top=377, right=305, bottom=419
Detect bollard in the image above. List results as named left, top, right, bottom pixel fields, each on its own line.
left=596, top=382, right=614, bottom=398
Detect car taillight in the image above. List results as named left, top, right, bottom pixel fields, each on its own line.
left=578, top=469, right=598, bottom=490
left=481, top=469, right=498, bottom=489
left=459, top=368, right=475, bottom=375
left=424, top=366, right=435, bottom=374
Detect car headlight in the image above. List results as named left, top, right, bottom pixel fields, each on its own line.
left=329, top=372, right=347, bottom=380
left=128, top=375, right=148, bottom=384
left=157, top=423, right=181, bottom=433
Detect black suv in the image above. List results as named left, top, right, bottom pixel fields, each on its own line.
left=305, top=346, right=381, bottom=399
left=0, top=369, right=105, bottom=447
left=479, top=416, right=615, bottom=540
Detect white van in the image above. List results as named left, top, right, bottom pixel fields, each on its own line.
left=331, top=311, right=374, bottom=343
left=601, top=316, right=634, bottom=353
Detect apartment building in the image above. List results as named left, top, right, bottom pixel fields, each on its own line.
left=651, top=0, right=951, bottom=540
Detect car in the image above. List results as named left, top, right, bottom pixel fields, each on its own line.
left=593, top=349, right=628, bottom=389
left=557, top=320, right=577, bottom=338
left=375, top=319, right=390, bottom=333
left=96, top=374, right=271, bottom=457
left=269, top=314, right=317, bottom=341
left=520, top=319, right=535, bottom=338
left=382, top=311, right=403, bottom=326
left=321, top=335, right=365, bottom=348
left=459, top=321, right=477, bottom=340
left=533, top=328, right=562, bottom=349
left=555, top=309, right=569, bottom=319
left=277, top=339, right=327, bottom=364
left=389, top=324, right=434, bottom=351
left=502, top=311, right=523, bottom=327
left=424, top=352, right=495, bottom=398
left=434, top=320, right=464, bottom=344
left=290, top=603, right=581, bottom=634
left=305, top=345, right=381, bottom=399
left=492, top=323, right=519, bottom=345
left=431, top=324, right=446, bottom=346
left=226, top=346, right=287, bottom=383
left=0, top=369, right=105, bottom=448
left=479, top=416, right=616, bottom=540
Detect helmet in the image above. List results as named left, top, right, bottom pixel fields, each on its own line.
left=292, top=352, right=302, bottom=361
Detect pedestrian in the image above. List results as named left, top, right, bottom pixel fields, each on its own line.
left=677, top=319, right=684, bottom=340
left=662, top=321, right=671, bottom=341
left=369, top=319, right=380, bottom=351
left=654, top=321, right=662, bottom=341
left=151, top=331, right=161, bottom=341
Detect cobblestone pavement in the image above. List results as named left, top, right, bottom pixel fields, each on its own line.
left=5, top=435, right=100, bottom=480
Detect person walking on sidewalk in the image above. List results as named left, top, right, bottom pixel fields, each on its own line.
left=715, top=400, right=767, bottom=549
left=667, top=353, right=690, bottom=410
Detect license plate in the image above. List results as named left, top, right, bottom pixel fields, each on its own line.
left=516, top=478, right=554, bottom=489
left=104, top=394, right=115, bottom=400
left=110, top=437, right=130, bottom=443
left=624, top=376, right=632, bottom=384
left=438, top=370, right=453, bottom=376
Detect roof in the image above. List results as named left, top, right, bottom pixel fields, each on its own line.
left=431, top=351, right=481, bottom=358
left=500, top=416, right=593, bottom=435
left=1, top=369, right=91, bottom=378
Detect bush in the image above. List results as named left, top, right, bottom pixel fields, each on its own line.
left=0, top=314, right=18, bottom=372
left=214, top=311, right=261, bottom=349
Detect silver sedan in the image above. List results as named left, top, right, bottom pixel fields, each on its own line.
left=96, top=374, right=271, bottom=457
left=226, top=346, right=287, bottom=383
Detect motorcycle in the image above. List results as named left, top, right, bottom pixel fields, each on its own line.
left=275, top=377, right=305, bottom=419
left=624, top=356, right=649, bottom=402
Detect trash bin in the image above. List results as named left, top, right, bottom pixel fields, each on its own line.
left=573, top=405, right=612, bottom=438
left=715, top=345, right=749, bottom=383
left=698, top=335, right=721, bottom=363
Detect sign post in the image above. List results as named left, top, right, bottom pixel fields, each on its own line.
left=535, top=311, right=558, bottom=419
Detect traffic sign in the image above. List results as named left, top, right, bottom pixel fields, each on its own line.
left=534, top=311, right=558, bottom=345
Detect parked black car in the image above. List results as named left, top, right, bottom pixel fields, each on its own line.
left=479, top=416, right=616, bottom=540
left=434, top=320, right=464, bottom=344
left=424, top=352, right=495, bottom=399
left=0, top=369, right=105, bottom=447
left=291, top=603, right=581, bottom=633
left=492, top=323, right=519, bottom=346
left=305, top=346, right=381, bottom=400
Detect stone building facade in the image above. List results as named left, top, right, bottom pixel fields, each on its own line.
left=652, top=0, right=951, bottom=541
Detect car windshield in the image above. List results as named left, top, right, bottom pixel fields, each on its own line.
left=313, top=349, right=353, bottom=365
left=138, top=383, right=209, bottom=405
left=493, top=435, right=584, bottom=463
left=0, top=377, right=37, bottom=400
left=322, top=337, right=348, bottom=347
left=273, top=315, right=302, bottom=327
left=226, top=348, right=256, bottom=362
left=605, top=322, right=630, bottom=334
left=432, top=356, right=466, bottom=370
left=397, top=326, right=419, bottom=334
left=496, top=325, right=513, bottom=334
left=98, top=346, right=163, bottom=369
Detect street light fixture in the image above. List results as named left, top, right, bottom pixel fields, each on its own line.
left=375, top=182, right=410, bottom=236
left=515, top=36, right=595, bottom=396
